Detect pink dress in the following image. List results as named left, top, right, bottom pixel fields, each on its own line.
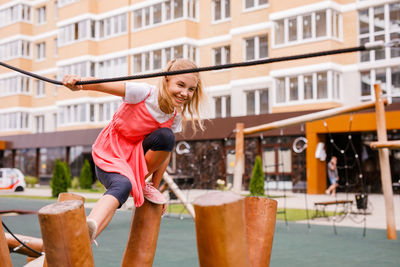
left=92, top=90, right=176, bottom=207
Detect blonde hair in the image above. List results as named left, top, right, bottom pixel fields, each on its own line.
left=158, top=59, right=206, bottom=133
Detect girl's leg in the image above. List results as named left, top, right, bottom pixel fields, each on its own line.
left=87, top=195, right=119, bottom=238
left=144, top=150, right=171, bottom=187
left=88, top=167, right=132, bottom=240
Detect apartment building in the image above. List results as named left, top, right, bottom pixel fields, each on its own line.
left=0, top=0, right=399, bottom=193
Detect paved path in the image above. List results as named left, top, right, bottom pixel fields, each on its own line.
left=2, top=187, right=400, bottom=231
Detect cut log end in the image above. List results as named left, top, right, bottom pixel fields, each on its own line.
left=38, top=200, right=83, bottom=215
left=193, top=191, right=243, bottom=207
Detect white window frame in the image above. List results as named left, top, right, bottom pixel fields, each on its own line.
left=212, top=45, right=230, bottom=66
left=212, top=0, right=231, bottom=23
left=243, top=34, right=268, bottom=61
left=272, top=9, right=342, bottom=48
left=36, top=6, right=46, bottom=25
left=243, top=0, right=269, bottom=12
left=36, top=42, right=46, bottom=61
left=245, top=88, right=269, bottom=115
left=213, top=95, right=231, bottom=118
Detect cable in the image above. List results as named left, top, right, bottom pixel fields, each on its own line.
left=2, top=221, right=43, bottom=256
left=0, top=44, right=383, bottom=86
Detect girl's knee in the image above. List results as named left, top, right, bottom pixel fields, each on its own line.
left=155, top=128, right=175, bottom=151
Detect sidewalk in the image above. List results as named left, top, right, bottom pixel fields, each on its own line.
left=2, top=187, right=400, bottom=230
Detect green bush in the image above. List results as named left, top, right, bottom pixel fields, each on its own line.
left=80, top=159, right=93, bottom=189
left=25, top=176, right=38, bottom=188
left=62, top=162, right=72, bottom=188
left=51, top=159, right=68, bottom=197
left=249, top=156, right=265, bottom=196
left=71, top=176, right=80, bottom=189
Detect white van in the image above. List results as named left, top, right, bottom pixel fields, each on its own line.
left=0, top=168, right=26, bottom=192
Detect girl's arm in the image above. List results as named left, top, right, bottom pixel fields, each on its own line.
left=62, top=74, right=126, bottom=97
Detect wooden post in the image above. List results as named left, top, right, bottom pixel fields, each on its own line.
left=245, top=197, right=277, bottom=267
left=38, top=200, right=94, bottom=267
left=233, top=123, right=245, bottom=194
left=374, top=84, right=397, bottom=240
left=370, top=140, right=400, bottom=149
left=193, top=191, right=250, bottom=267
left=0, top=217, right=12, bottom=267
left=121, top=199, right=163, bottom=267
left=5, top=233, right=43, bottom=257
left=57, top=192, right=85, bottom=203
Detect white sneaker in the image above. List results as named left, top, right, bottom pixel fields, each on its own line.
left=86, top=218, right=98, bottom=247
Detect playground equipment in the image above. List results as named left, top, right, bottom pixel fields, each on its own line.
left=233, top=84, right=397, bottom=240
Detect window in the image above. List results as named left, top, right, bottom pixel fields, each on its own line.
left=36, top=42, right=46, bottom=60
left=58, top=101, right=121, bottom=126
left=244, top=35, right=268, bottom=61
left=58, top=61, right=92, bottom=78
left=316, top=72, right=327, bottom=99
left=275, top=70, right=340, bottom=104
left=0, top=40, right=31, bottom=61
left=0, top=112, right=30, bottom=131
left=36, top=6, right=46, bottom=24
left=358, top=4, right=400, bottom=62
left=59, top=20, right=90, bottom=45
left=213, top=0, right=230, bottom=22
left=246, top=89, right=268, bottom=115
left=35, top=80, right=45, bottom=97
left=262, top=139, right=292, bottom=184
left=276, top=78, right=286, bottom=103
left=214, top=95, right=231, bottom=118
left=274, top=9, right=338, bottom=46
left=54, top=38, right=58, bottom=57
left=58, top=0, right=77, bottom=7
left=133, top=0, right=198, bottom=31
left=213, top=46, right=230, bottom=65
left=98, top=57, right=127, bottom=78
left=132, top=44, right=198, bottom=73
left=35, top=115, right=45, bottom=133
left=0, top=4, right=32, bottom=27
left=244, top=0, right=268, bottom=10
left=360, top=67, right=400, bottom=102
left=0, top=76, right=31, bottom=97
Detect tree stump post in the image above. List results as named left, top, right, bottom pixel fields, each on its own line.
left=121, top=199, right=163, bottom=267
left=38, top=200, right=94, bottom=267
left=193, top=191, right=250, bottom=267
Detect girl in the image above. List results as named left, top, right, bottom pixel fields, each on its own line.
left=62, top=59, right=206, bottom=244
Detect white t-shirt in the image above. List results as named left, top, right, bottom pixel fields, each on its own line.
left=124, top=82, right=182, bottom=133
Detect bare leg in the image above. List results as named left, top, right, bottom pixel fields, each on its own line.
left=87, top=194, right=119, bottom=238
left=144, top=150, right=171, bottom=188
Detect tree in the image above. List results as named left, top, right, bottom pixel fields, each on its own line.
left=62, top=161, right=72, bottom=188
left=80, top=159, right=93, bottom=189
left=51, top=159, right=68, bottom=197
left=249, top=156, right=265, bottom=196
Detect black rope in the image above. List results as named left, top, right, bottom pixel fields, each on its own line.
left=0, top=45, right=367, bottom=86
left=2, top=221, right=43, bottom=256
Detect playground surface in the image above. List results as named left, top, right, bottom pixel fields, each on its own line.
left=1, top=194, right=400, bottom=267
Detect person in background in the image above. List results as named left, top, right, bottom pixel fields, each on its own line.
left=326, top=156, right=339, bottom=197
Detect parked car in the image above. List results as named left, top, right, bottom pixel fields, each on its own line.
left=0, top=168, right=26, bottom=192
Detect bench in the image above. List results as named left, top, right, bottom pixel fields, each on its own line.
left=313, top=200, right=353, bottom=218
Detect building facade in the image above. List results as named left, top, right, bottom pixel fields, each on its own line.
left=0, top=0, right=399, bottom=193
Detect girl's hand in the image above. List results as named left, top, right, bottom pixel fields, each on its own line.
left=62, top=74, right=84, bottom=91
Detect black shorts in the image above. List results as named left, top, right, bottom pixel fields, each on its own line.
left=95, top=127, right=175, bottom=207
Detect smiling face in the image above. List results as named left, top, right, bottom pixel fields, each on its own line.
left=166, top=73, right=198, bottom=108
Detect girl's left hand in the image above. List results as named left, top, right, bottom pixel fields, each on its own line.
left=62, top=74, right=84, bottom=91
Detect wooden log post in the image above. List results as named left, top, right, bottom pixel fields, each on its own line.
left=233, top=123, right=245, bottom=194
left=5, top=233, right=43, bottom=257
left=38, top=200, right=94, bottom=267
left=121, top=199, right=163, bottom=267
left=0, top=216, right=12, bottom=267
left=245, top=197, right=277, bottom=267
left=374, top=84, right=397, bottom=240
left=57, top=192, right=85, bottom=203
left=193, top=191, right=250, bottom=267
